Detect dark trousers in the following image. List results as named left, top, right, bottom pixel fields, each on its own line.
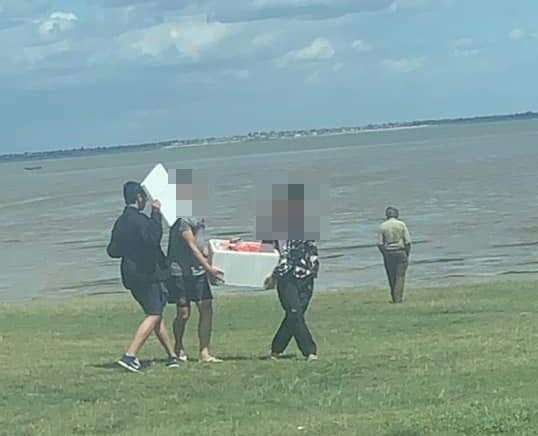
left=383, top=250, right=408, bottom=303
left=271, top=277, right=317, bottom=357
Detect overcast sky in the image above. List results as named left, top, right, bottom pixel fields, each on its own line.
left=1, top=0, right=537, bottom=153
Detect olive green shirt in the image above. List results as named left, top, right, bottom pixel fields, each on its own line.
left=378, top=218, right=411, bottom=251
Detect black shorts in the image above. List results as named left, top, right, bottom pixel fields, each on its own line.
left=166, top=275, right=213, bottom=306
left=129, top=282, right=167, bottom=315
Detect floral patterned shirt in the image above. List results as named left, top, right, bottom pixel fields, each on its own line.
left=272, top=240, right=319, bottom=280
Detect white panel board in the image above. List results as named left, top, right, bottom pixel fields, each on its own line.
left=141, top=163, right=177, bottom=226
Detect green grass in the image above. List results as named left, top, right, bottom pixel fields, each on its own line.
left=2, top=280, right=538, bottom=435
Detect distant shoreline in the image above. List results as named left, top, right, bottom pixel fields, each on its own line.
left=161, top=125, right=431, bottom=150
left=2, top=111, right=537, bottom=163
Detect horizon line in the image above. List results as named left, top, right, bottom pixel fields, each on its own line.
left=2, top=109, right=537, bottom=159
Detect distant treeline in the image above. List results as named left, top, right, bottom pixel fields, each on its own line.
left=3, top=111, right=537, bottom=163
left=409, top=111, right=538, bottom=126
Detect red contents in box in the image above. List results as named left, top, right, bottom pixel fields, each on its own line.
left=220, top=241, right=267, bottom=253
left=229, top=241, right=262, bottom=252
left=218, top=240, right=275, bottom=253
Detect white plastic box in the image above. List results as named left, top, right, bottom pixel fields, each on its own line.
left=208, top=239, right=279, bottom=289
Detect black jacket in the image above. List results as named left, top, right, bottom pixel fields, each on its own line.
left=107, top=206, right=166, bottom=289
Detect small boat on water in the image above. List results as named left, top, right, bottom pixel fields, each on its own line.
left=24, top=166, right=43, bottom=171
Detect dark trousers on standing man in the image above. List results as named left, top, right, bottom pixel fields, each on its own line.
left=271, top=277, right=317, bottom=357
left=383, top=250, right=408, bottom=303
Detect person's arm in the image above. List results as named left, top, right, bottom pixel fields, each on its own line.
left=305, top=240, right=319, bottom=278
left=403, top=224, right=412, bottom=257
left=377, top=227, right=385, bottom=255
left=181, top=227, right=223, bottom=279
left=106, top=217, right=124, bottom=258
left=263, top=240, right=279, bottom=289
left=272, top=241, right=292, bottom=278
left=139, top=201, right=163, bottom=248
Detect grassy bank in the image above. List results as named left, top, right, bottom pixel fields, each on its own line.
left=1, top=281, right=538, bottom=435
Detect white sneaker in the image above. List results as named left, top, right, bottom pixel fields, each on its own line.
left=269, top=352, right=281, bottom=361
left=177, top=350, right=188, bottom=363
left=306, top=354, right=319, bottom=362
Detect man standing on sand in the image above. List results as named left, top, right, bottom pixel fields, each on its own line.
left=377, top=207, right=412, bottom=304
left=107, top=181, right=179, bottom=372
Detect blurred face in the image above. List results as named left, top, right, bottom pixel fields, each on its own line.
left=169, top=169, right=210, bottom=218
left=271, top=199, right=305, bottom=238
left=176, top=183, right=193, bottom=201
left=288, top=199, right=304, bottom=219
left=255, top=179, right=327, bottom=241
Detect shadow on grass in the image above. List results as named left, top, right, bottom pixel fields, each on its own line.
left=92, top=353, right=299, bottom=371
left=92, top=359, right=163, bottom=371
left=219, top=353, right=297, bottom=362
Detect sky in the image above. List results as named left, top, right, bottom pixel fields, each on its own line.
left=1, top=0, right=537, bottom=153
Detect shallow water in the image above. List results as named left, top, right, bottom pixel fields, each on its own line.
left=1, top=119, right=537, bottom=301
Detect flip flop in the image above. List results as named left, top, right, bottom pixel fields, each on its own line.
left=200, top=356, right=223, bottom=363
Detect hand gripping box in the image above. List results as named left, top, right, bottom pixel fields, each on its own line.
left=208, top=240, right=279, bottom=289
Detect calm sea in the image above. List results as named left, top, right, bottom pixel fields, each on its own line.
left=1, top=119, right=537, bottom=301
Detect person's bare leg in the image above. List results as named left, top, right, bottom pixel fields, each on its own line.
left=126, top=315, right=161, bottom=356
left=154, top=318, right=176, bottom=357
left=173, top=305, right=191, bottom=357
left=197, top=299, right=221, bottom=362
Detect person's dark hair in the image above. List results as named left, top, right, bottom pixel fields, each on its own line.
left=385, top=206, right=399, bottom=218
left=123, top=181, right=145, bottom=204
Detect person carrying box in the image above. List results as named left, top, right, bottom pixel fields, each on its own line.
left=261, top=182, right=321, bottom=361
left=166, top=216, right=224, bottom=363
left=264, top=239, right=320, bottom=361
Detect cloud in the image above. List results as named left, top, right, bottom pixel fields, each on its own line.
left=98, top=0, right=395, bottom=22
left=332, top=62, right=344, bottom=72
left=278, top=37, right=335, bottom=66
left=451, top=38, right=480, bottom=57
left=389, top=0, right=430, bottom=12
left=0, top=0, right=52, bottom=28
left=0, top=18, right=25, bottom=30
left=305, top=70, right=321, bottom=84
left=252, top=31, right=281, bottom=48
left=20, top=39, right=73, bottom=67
left=220, top=0, right=396, bottom=21
left=118, top=17, right=232, bottom=62
left=169, top=18, right=231, bottom=60
left=351, top=39, right=372, bottom=53
left=383, top=56, right=424, bottom=73
left=225, top=69, right=250, bottom=80
left=37, top=12, right=78, bottom=39
left=509, top=28, right=538, bottom=41
left=0, top=0, right=51, bottom=19
left=509, top=28, right=525, bottom=41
